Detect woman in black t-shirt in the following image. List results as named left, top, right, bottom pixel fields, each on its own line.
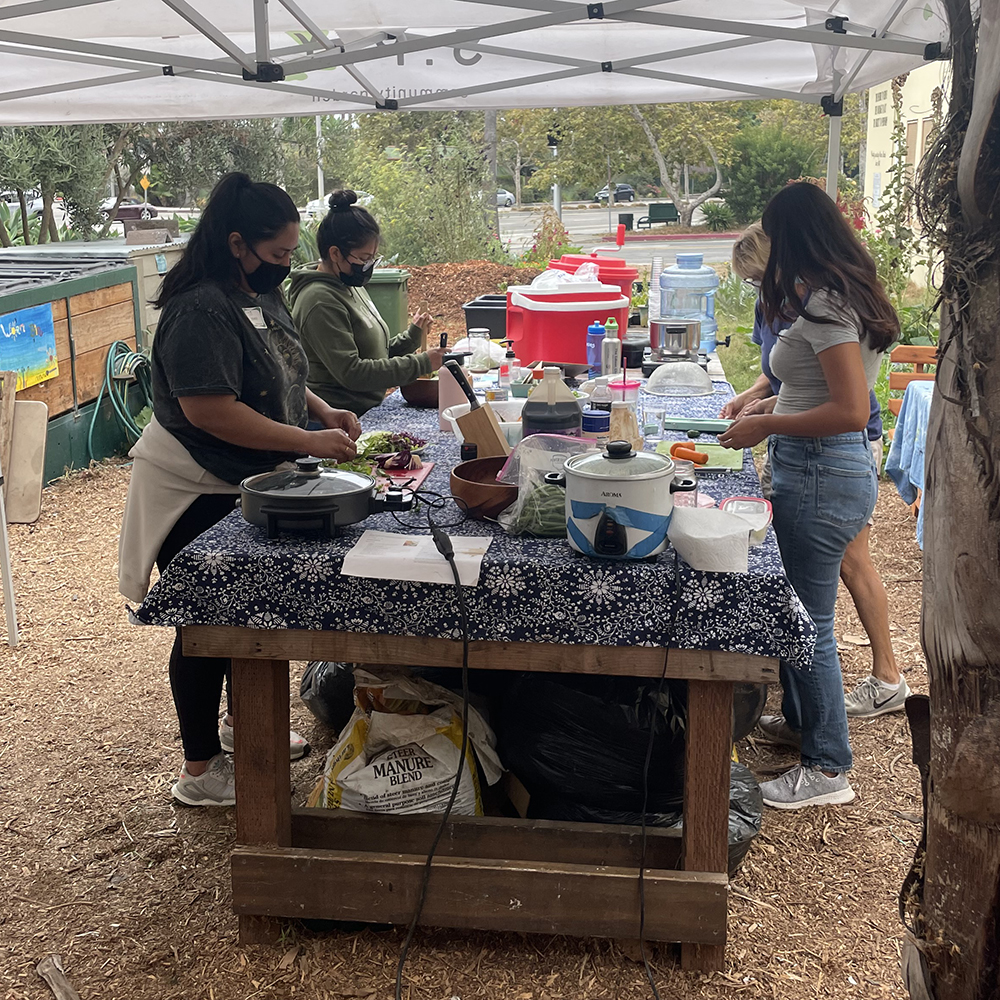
left=119, top=172, right=361, bottom=807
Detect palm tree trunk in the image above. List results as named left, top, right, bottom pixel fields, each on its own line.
left=17, top=190, right=29, bottom=244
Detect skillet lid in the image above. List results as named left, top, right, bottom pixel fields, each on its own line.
left=241, top=457, right=374, bottom=498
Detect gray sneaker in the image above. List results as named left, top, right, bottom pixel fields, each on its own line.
left=219, top=717, right=309, bottom=760
left=760, top=764, right=855, bottom=810
left=844, top=675, right=911, bottom=718
left=756, top=714, right=802, bottom=749
left=171, top=752, right=236, bottom=807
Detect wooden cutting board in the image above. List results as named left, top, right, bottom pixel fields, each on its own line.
left=6, top=400, right=48, bottom=524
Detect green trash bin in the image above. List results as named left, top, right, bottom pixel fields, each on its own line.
left=365, top=268, right=410, bottom=336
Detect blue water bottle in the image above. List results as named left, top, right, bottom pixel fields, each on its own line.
left=586, top=319, right=606, bottom=379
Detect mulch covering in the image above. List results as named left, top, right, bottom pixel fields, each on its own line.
left=1, top=455, right=927, bottom=1000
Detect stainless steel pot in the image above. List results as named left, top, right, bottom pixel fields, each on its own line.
left=240, top=457, right=412, bottom=538
left=649, top=320, right=701, bottom=359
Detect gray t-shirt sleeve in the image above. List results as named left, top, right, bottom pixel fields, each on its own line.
left=794, top=290, right=861, bottom=355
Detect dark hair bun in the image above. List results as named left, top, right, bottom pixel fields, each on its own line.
left=328, top=189, right=358, bottom=212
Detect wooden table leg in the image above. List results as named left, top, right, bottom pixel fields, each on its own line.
left=680, top=678, right=733, bottom=972
left=231, top=657, right=291, bottom=944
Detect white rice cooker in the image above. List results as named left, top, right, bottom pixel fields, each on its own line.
left=563, top=441, right=696, bottom=559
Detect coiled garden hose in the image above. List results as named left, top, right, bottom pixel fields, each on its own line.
left=87, top=340, right=152, bottom=462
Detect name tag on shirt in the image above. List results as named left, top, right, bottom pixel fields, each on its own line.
left=243, top=307, right=267, bottom=330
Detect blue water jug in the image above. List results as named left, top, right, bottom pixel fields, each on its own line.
left=659, top=252, right=720, bottom=352
left=586, top=319, right=606, bottom=379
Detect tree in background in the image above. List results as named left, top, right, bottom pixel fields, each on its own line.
left=280, top=115, right=359, bottom=207
left=628, top=103, right=742, bottom=226
left=353, top=121, right=508, bottom=266
left=497, top=109, right=551, bottom=206
left=724, top=126, right=822, bottom=223
left=753, top=96, right=865, bottom=178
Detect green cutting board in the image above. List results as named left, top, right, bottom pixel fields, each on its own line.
left=656, top=441, right=745, bottom=471
left=659, top=417, right=732, bottom=434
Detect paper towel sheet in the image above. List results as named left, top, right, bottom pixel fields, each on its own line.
left=668, top=507, right=750, bottom=573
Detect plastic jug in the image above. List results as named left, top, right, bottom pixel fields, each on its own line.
left=522, top=367, right=583, bottom=438
left=659, top=252, right=720, bottom=352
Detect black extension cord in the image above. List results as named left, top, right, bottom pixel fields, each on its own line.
left=394, top=514, right=472, bottom=1000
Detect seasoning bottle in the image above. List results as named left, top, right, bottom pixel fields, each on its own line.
left=589, top=376, right=613, bottom=413
left=522, top=367, right=583, bottom=438
left=581, top=407, right=611, bottom=449
left=609, top=400, right=643, bottom=450
left=586, top=319, right=606, bottom=380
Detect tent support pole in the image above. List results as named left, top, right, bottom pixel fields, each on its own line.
left=826, top=113, right=843, bottom=203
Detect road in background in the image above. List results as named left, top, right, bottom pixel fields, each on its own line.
left=498, top=205, right=737, bottom=268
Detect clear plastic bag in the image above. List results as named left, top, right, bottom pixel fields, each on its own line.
left=497, top=434, right=593, bottom=536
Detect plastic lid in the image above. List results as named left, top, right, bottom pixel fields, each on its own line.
left=675, top=252, right=704, bottom=269
left=581, top=408, right=611, bottom=431
left=565, top=440, right=673, bottom=480
left=645, top=361, right=714, bottom=397
left=720, top=496, right=773, bottom=530
left=607, top=377, right=641, bottom=390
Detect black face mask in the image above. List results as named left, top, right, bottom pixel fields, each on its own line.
left=339, top=252, right=376, bottom=287
left=241, top=244, right=290, bottom=295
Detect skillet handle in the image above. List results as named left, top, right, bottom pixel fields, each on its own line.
left=258, top=502, right=339, bottom=539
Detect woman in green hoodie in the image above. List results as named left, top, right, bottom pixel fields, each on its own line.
left=288, top=190, right=448, bottom=416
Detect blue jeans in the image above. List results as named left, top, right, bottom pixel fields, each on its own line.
left=769, top=432, right=878, bottom=772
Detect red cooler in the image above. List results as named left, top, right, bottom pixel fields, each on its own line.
left=547, top=252, right=639, bottom=300
left=506, top=281, right=630, bottom=365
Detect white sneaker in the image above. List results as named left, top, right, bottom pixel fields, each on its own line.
left=171, top=753, right=236, bottom=807
left=760, top=764, right=855, bottom=810
left=756, top=714, right=802, bottom=749
left=219, top=716, right=309, bottom=760
left=844, top=675, right=911, bottom=718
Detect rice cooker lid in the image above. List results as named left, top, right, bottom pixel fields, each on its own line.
left=565, top=440, right=674, bottom=480
left=242, top=457, right=374, bottom=499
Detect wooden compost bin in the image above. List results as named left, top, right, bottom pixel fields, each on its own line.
left=14, top=266, right=141, bottom=417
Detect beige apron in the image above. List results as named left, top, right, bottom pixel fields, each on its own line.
left=118, top=416, right=240, bottom=604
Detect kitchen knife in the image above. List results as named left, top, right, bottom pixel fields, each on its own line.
left=443, top=359, right=480, bottom=410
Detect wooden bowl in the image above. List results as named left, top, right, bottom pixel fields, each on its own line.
left=450, top=457, right=517, bottom=520
left=399, top=377, right=439, bottom=408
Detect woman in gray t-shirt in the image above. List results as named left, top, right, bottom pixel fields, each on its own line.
left=719, top=182, right=899, bottom=810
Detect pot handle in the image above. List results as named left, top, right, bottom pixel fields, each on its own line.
left=259, top=502, right=339, bottom=540
left=670, top=475, right=698, bottom=493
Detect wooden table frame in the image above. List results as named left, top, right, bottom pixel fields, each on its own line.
left=184, top=626, right=777, bottom=972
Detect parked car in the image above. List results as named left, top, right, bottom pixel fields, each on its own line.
left=496, top=188, right=515, bottom=207
left=101, top=197, right=157, bottom=221
left=595, top=183, right=635, bottom=203
left=2, top=190, right=43, bottom=217
left=303, top=190, right=373, bottom=218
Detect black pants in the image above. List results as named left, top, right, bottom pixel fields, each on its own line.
left=156, top=493, right=239, bottom=762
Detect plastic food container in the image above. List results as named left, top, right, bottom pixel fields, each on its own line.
left=719, top=496, right=773, bottom=545
left=442, top=399, right=526, bottom=447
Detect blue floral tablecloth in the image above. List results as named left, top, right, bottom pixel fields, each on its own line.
left=135, top=383, right=816, bottom=670
left=885, top=379, right=933, bottom=549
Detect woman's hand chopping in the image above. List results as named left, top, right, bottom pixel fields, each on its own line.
left=719, top=414, right=771, bottom=450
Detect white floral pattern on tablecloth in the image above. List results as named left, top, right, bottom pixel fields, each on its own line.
left=135, top=386, right=817, bottom=670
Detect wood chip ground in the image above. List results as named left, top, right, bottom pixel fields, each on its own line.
left=0, top=266, right=926, bottom=997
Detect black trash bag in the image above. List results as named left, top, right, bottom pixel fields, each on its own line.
left=494, top=673, right=688, bottom=814
left=299, top=661, right=356, bottom=732
left=529, top=762, right=763, bottom=875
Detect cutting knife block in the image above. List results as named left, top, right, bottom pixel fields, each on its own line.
left=455, top=403, right=511, bottom=459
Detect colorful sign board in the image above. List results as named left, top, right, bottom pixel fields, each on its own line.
left=0, top=303, right=59, bottom=390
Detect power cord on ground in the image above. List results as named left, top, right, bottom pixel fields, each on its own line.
left=394, top=509, right=472, bottom=1000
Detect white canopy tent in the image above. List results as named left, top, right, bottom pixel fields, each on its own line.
left=0, top=0, right=950, bottom=196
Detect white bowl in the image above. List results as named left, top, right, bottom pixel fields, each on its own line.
left=442, top=399, right=526, bottom=446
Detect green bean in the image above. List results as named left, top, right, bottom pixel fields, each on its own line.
left=510, top=482, right=567, bottom=536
